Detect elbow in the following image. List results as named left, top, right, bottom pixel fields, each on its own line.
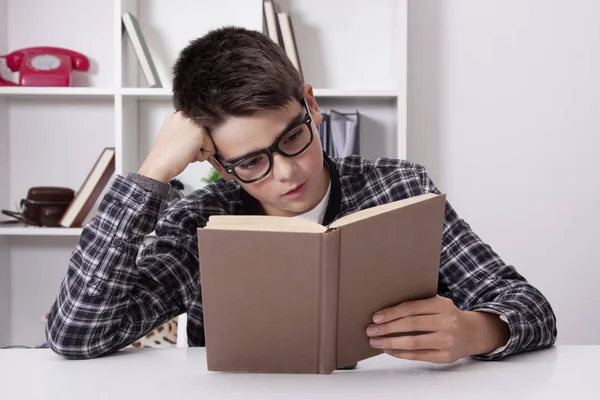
left=544, top=307, right=559, bottom=347
left=45, top=314, right=117, bottom=360
left=533, top=290, right=558, bottom=349
left=46, top=342, right=90, bottom=360
left=45, top=325, right=98, bottom=360
left=522, top=298, right=558, bottom=353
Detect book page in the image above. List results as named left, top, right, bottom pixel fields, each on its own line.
left=205, top=215, right=327, bottom=233
left=329, top=193, right=441, bottom=228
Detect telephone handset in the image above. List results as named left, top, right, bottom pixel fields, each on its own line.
left=0, top=46, right=90, bottom=86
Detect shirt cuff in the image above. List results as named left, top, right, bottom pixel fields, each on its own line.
left=126, top=172, right=171, bottom=199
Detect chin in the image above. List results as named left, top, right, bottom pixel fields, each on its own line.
left=283, top=198, right=318, bottom=214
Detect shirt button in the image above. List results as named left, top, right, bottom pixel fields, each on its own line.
left=112, top=238, right=123, bottom=248
left=134, top=194, right=147, bottom=204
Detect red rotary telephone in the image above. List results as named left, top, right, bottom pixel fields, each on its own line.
left=0, top=47, right=90, bottom=86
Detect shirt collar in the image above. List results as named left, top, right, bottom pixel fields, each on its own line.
left=293, top=179, right=331, bottom=224
left=240, top=151, right=341, bottom=225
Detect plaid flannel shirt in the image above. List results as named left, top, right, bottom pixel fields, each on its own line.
left=45, top=152, right=557, bottom=360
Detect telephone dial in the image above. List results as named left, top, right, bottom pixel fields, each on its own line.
left=0, top=46, right=90, bottom=86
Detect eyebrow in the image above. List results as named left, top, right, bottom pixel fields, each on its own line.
left=222, top=110, right=306, bottom=164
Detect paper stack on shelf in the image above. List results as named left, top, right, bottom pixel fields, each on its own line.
left=317, top=109, right=360, bottom=158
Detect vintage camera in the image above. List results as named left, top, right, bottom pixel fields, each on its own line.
left=1, top=187, right=75, bottom=227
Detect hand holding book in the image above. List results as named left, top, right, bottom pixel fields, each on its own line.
left=366, top=295, right=510, bottom=363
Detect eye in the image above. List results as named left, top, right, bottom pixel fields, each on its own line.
left=284, top=129, right=302, bottom=144
left=238, top=155, right=264, bottom=170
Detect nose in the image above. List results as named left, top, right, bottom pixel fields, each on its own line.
left=271, top=153, right=296, bottom=182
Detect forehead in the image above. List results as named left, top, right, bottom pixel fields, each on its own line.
left=212, top=100, right=304, bottom=161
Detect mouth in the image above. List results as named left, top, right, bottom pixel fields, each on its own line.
left=282, top=182, right=307, bottom=198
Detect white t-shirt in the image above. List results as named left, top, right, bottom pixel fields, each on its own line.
left=292, top=181, right=332, bottom=224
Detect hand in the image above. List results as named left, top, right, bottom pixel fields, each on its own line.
left=366, top=296, right=509, bottom=363
left=138, top=111, right=216, bottom=183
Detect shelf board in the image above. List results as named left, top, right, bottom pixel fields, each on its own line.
left=312, top=89, right=399, bottom=99
left=0, top=227, right=83, bottom=236
left=120, top=87, right=398, bottom=100
left=0, top=226, right=157, bottom=238
left=121, top=87, right=172, bottom=99
left=0, top=87, right=115, bottom=99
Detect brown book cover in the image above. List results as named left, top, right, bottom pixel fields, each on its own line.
left=197, top=192, right=446, bottom=374
left=59, top=147, right=115, bottom=228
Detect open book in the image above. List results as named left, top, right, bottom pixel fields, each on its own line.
left=197, top=192, right=446, bottom=374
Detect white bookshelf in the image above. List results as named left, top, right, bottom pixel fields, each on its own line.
left=0, top=0, right=407, bottom=347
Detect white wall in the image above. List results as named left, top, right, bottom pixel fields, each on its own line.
left=408, top=0, right=600, bottom=344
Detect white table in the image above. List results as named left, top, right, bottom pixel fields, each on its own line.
left=0, top=345, right=596, bottom=399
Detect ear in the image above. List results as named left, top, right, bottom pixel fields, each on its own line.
left=302, top=83, right=323, bottom=126
left=208, top=157, right=235, bottom=181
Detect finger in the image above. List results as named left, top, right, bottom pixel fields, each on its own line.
left=370, top=331, right=448, bottom=351
left=384, top=349, right=455, bottom=364
left=197, top=138, right=217, bottom=163
left=202, top=135, right=216, bottom=155
left=194, top=147, right=216, bottom=163
left=366, top=315, right=441, bottom=337
left=373, top=296, right=443, bottom=324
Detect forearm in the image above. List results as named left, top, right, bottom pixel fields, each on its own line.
left=463, top=310, right=511, bottom=357
left=45, top=174, right=171, bottom=359
left=438, top=207, right=557, bottom=360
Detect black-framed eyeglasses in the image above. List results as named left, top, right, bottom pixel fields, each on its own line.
left=214, top=98, right=314, bottom=184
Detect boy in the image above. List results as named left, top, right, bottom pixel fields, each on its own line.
left=45, top=26, right=557, bottom=364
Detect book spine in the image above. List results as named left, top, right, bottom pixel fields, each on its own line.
left=317, top=228, right=341, bottom=374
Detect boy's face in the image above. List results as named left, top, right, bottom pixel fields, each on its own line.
left=209, top=84, right=329, bottom=217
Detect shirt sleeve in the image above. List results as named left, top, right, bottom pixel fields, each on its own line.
left=416, top=165, right=558, bottom=361
left=44, top=174, right=206, bottom=359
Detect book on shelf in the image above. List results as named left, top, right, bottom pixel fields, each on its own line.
left=197, top=192, right=446, bottom=374
left=122, top=12, right=162, bottom=88
left=59, top=147, right=115, bottom=228
left=263, top=1, right=303, bottom=80
left=263, top=1, right=282, bottom=46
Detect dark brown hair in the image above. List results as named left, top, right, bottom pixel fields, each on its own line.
left=172, top=26, right=304, bottom=133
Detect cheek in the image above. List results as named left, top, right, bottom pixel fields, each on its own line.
left=300, top=140, right=324, bottom=173
left=239, top=173, right=282, bottom=202
left=240, top=179, right=269, bottom=198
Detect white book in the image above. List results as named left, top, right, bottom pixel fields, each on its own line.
left=122, top=12, right=162, bottom=88
left=277, top=12, right=303, bottom=80
left=263, top=1, right=280, bottom=45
